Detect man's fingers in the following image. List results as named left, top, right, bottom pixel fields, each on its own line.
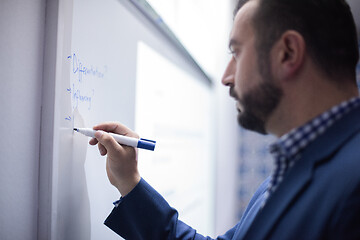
left=93, top=122, right=139, bottom=138
left=89, top=135, right=109, bottom=156
left=94, top=130, right=123, bottom=154
left=89, top=137, right=98, bottom=145
left=98, top=143, right=107, bottom=156
left=90, top=122, right=140, bottom=158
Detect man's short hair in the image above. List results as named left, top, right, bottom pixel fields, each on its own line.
left=235, top=0, right=359, bottom=81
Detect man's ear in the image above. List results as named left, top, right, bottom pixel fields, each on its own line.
left=271, top=30, right=306, bottom=80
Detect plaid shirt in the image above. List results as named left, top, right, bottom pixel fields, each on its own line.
left=263, top=97, right=360, bottom=205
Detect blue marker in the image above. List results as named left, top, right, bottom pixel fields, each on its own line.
left=74, top=128, right=156, bottom=151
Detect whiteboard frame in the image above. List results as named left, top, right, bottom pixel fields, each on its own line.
left=129, top=0, right=212, bottom=83
left=38, top=0, right=73, bottom=239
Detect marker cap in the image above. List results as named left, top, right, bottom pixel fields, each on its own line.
left=137, top=138, right=156, bottom=151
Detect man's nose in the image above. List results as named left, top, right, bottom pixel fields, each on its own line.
left=221, top=58, right=235, bottom=86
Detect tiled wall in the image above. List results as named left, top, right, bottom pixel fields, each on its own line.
left=236, top=130, right=274, bottom=218
left=357, top=45, right=360, bottom=85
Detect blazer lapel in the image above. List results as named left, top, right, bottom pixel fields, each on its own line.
left=241, top=106, right=360, bottom=240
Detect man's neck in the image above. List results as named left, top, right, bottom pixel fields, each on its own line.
left=267, top=76, right=359, bottom=138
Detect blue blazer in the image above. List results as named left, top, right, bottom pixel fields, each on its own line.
left=105, top=106, right=360, bottom=239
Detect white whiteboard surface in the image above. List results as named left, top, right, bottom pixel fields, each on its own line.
left=39, top=0, right=215, bottom=239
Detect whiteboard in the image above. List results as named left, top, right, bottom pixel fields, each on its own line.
left=39, top=0, right=215, bottom=239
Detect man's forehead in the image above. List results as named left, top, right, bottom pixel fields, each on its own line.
left=234, top=0, right=257, bottom=29
left=229, top=0, right=257, bottom=44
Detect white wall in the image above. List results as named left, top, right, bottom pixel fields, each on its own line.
left=0, top=0, right=45, bottom=239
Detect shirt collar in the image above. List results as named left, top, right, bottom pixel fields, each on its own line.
left=270, top=96, right=360, bottom=164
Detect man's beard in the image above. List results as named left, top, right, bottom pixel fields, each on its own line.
left=231, top=80, right=283, bottom=135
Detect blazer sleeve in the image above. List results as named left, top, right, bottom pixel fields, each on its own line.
left=104, top=178, right=237, bottom=240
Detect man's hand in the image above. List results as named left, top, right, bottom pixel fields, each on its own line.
left=89, top=122, right=141, bottom=196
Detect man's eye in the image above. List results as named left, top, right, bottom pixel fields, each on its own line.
left=230, top=50, right=239, bottom=59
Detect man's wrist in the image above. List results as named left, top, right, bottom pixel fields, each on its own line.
left=117, top=174, right=141, bottom=197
